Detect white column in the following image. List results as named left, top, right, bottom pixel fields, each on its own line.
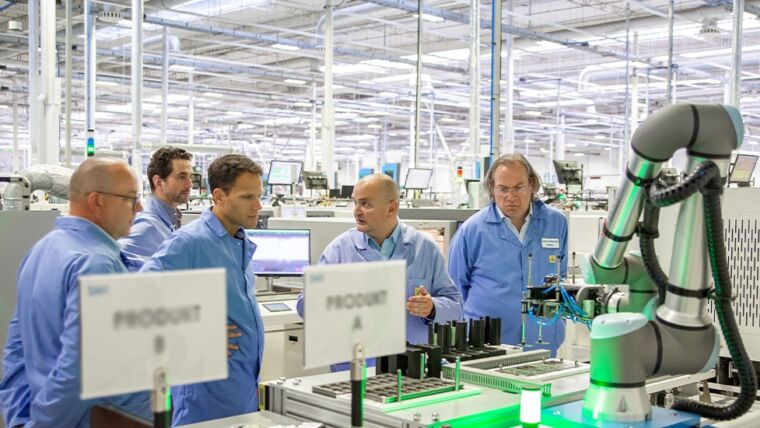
left=469, top=0, right=481, bottom=170
left=84, top=0, right=96, bottom=153
left=64, top=0, right=73, bottom=167
left=40, top=0, right=60, bottom=164
left=729, top=0, right=744, bottom=108
left=321, top=0, right=336, bottom=188
left=28, top=0, right=41, bottom=164
left=307, top=82, right=316, bottom=170
left=188, top=73, right=194, bottom=145
left=161, top=26, right=169, bottom=145
left=12, top=98, right=19, bottom=172
left=502, top=0, right=515, bottom=157
left=132, top=0, right=144, bottom=189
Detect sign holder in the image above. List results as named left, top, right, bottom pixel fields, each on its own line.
left=350, top=344, right=365, bottom=427
left=152, top=368, right=171, bottom=428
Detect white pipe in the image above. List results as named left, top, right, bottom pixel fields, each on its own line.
left=321, top=0, right=336, bottom=188
left=132, top=0, right=144, bottom=189
left=502, top=0, right=515, bottom=158
left=28, top=0, right=41, bottom=164
left=730, top=0, right=744, bottom=108
left=40, top=0, right=59, bottom=164
left=489, top=0, right=503, bottom=160
left=12, top=98, right=19, bottom=172
left=413, top=0, right=423, bottom=168
left=556, top=116, right=565, bottom=161
left=188, top=72, right=194, bottom=145
left=161, top=26, right=169, bottom=145
left=85, top=0, right=96, bottom=147
left=666, top=0, right=674, bottom=105
left=469, top=0, right=481, bottom=166
left=307, top=82, right=316, bottom=170
left=65, top=0, right=73, bottom=167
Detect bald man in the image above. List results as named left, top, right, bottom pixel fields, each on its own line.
left=0, top=158, right=150, bottom=428
left=296, top=174, right=463, bottom=369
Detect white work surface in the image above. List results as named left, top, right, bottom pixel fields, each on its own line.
left=182, top=409, right=317, bottom=428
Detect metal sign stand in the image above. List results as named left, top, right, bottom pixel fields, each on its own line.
left=350, top=344, right=365, bottom=427
left=152, top=368, right=171, bottom=428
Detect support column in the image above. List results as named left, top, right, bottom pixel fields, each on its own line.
left=488, top=0, right=503, bottom=161
left=132, top=0, right=144, bottom=189
left=12, top=98, right=19, bottom=172
left=469, top=0, right=481, bottom=168
left=161, top=26, right=169, bottom=145
left=85, top=0, right=96, bottom=156
left=321, top=0, right=336, bottom=188
left=502, top=0, right=515, bottom=157
left=28, top=0, right=41, bottom=164
left=188, top=73, right=194, bottom=145
left=729, top=0, right=744, bottom=108
left=307, top=82, right=317, bottom=170
left=40, top=0, right=60, bottom=164
left=64, top=0, right=73, bottom=167
left=412, top=0, right=423, bottom=168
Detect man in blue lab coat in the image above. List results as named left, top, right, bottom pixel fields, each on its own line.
left=297, top=173, right=464, bottom=354
left=120, top=146, right=193, bottom=270
left=0, top=158, right=150, bottom=427
left=141, top=154, right=265, bottom=425
left=449, top=153, right=568, bottom=355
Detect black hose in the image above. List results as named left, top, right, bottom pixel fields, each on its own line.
left=671, top=176, right=758, bottom=420
left=647, top=162, right=720, bottom=207
left=153, top=411, right=171, bottom=428
left=351, top=379, right=364, bottom=427
left=637, top=202, right=669, bottom=303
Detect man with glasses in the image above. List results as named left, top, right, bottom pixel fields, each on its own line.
left=141, top=154, right=265, bottom=425
left=0, top=158, right=149, bottom=427
left=120, top=146, right=193, bottom=270
left=448, top=153, right=568, bottom=356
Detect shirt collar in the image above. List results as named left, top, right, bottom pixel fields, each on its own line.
left=148, top=195, right=182, bottom=229
left=496, top=201, right=533, bottom=226
left=366, top=219, right=401, bottom=249
left=56, top=216, right=122, bottom=255
left=202, top=208, right=245, bottom=238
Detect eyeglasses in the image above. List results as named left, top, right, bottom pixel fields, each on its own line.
left=95, top=191, right=141, bottom=209
left=495, top=186, right=530, bottom=197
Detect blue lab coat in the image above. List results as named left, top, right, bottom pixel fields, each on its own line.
left=448, top=200, right=568, bottom=355
left=0, top=216, right=150, bottom=427
left=120, top=196, right=179, bottom=271
left=141, top=209, right=264, bottom=426
left=296, top=221, right=464, bottom=346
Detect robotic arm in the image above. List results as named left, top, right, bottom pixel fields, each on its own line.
left=581, top=103, right=757, bottom=422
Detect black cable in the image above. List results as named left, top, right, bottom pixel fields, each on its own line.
left=671, top=177, right=758, bottom=420
left=637, top=202, right=668, bottom=303
left=647, top=162, right=720, bottom=207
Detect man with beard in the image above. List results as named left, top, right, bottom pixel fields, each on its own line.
left=120, top=146, right=193, bottom=270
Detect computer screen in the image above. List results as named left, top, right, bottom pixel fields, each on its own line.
left=729, top=154, right=758, bottom=184
left=404, top=168, right=433, bottom=190
left=340, top=185, right=354, bottom=199
left=267, top=160, right=303, bottom=185
left=553, top=160, right=583, bottom=185
left=246, top=229, right=310, bottom=276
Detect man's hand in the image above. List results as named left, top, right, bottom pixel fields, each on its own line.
left=227, top=323, right=242, bottom=357
left=406, top=286, right=435, bottom=318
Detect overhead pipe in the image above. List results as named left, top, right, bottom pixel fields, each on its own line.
left=131, top=0, right=143, bottom=190
left=133, top=13, right=464, bottom=75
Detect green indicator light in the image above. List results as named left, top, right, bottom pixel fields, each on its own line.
left=86, top=137, right=95, bottom=157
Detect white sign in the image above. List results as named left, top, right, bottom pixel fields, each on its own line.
left=303, top=260, right=406, bottom=369
left=79, top=269, right=227, bottom=399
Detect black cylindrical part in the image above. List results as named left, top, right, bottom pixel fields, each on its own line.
left=351, top=380, right=364, bottom=427
left=455, top=321, right=468, bottom=351
left=436, top=323, right=450, bottom=353
left=428, top=323, right=435, bottom=346
left=470, top=318, right=485, bottom=349
left=488, top=317, right=502, bottom=346
left=154, top=411, right=171, bottom=428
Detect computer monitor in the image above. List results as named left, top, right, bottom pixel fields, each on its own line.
left=267, top=160, right=303, bottom=185
left=729, top=154, right=758, bottom=185
left=340, top=185, right=354, bottom=199
left=246, top=229, right=311, bottom=277
left=358, top=167, right=374, bottom=179
left=302, top=170, right=328, bottom=190
left=328, top=189, right=341, bottom=198
left=553, top=160, right=583, bottom=185
left=404, top=168, right=433, bottom=190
